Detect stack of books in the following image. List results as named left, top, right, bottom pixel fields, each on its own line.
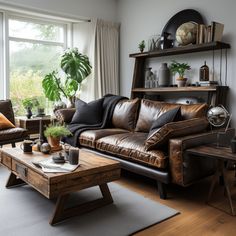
left=196, top=21, right=224, bottom=44
left=199, top=81, right=218, bottom=86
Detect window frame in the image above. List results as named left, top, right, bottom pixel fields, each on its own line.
left=2, top=11, right=71, bottom=99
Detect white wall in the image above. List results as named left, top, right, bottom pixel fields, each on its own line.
left=0, top=0, right=118, bottom=21
left=117, top=0, right=236, bottom=127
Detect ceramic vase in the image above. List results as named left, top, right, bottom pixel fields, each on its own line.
left=158, top=63, right=170, bottom=87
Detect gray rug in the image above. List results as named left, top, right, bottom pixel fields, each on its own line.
left=0, top=166, right=179, bottom=236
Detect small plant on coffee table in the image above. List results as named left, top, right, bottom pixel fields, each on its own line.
left=44, top=124, right=72, bottom=148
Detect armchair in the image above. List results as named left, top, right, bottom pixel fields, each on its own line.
left=0, top=99, right=27, bottom=147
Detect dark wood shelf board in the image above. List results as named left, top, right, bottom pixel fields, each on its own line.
left=129, top=41, right=230, bottom=58
left=131, top=86, right=228, bottom=93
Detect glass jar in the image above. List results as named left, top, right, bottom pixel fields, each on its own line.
left=199, top=61, right=209, bottom=81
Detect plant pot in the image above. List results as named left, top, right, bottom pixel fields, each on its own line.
left=26, top=107, right=32, bottom=119
left=47, top=136, right=61, bottom=148
left=176, top=78, right=187, bottom=87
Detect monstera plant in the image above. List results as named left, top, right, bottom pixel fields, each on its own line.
left=42, top=48, right=92, bottom=107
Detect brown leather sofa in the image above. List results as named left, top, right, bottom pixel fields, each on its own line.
left=56, top=98, right=233, bottom=199
left=0, top=99, right=27, bottom=147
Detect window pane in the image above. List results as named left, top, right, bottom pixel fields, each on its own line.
left=9, top=19, right=64, bottom=43
left=9, top=41, right=63, bottom=115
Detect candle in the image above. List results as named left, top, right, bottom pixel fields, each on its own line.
left=68, top=147, right=79, bottom=165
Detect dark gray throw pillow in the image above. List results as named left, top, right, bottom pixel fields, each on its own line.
left=147, top=106, right=181, bottom=138
left=71, top=98, right=104, bottom=124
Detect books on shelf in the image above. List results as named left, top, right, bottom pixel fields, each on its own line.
left=196, top=21, right=224, bottom=44
left=199, top=81, right=218, bottom=86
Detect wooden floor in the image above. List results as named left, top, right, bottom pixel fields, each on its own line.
left=1, top=143, right=236, bottom=235
left=116, top=171, right=236, bottom=236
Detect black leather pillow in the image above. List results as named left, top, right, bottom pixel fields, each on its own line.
left=147, top=106, right=181, bottom=138
left=71, top=98, right=104, bottom=124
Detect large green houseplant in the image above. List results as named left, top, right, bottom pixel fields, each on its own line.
left=42, top=48, right=92, bottom=107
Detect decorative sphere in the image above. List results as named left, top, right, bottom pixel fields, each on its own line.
left=207, top=107, right=228, bottom=127
left=40, top=143, right=51, bottom=154
left=176, top=22, right=197, bottom=45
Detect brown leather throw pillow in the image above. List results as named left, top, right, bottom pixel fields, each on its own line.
left=145, top=117, right=209, bottom=151
left=0, top=112, right=15, bottom=130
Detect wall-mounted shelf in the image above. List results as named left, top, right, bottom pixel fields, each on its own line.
left=132, top=86, right=219, bottom=93
left=130, top=41, right=230, bottom=106
left=129, top=41, right=230, bottom=59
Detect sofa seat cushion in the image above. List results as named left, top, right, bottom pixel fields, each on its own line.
left=79, top=128, right=129, bottom=148
left=96, top=132, right=168, bottom=169
left=0, top=127, right=27, bottom=142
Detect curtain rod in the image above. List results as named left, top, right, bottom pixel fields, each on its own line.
left=0, top=1, right=91, bottom=23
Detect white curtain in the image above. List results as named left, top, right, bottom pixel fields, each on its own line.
left=72, top=19, right=120, bottom=101
left=94, top=19, right=120, bottom=98
left=72, top=20, right=96, bottom=102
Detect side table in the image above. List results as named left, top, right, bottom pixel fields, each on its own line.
left=15, top=116, right=56, bottom=139
left=186, top=144, right=236, bottom=216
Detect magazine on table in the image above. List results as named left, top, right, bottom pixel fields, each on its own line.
left=32, top=158, right=79, bottom=173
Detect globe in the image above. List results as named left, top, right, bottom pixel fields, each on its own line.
left=176, top=22, right=197, bottom=46
left=207, top=106, right=228, bottom=127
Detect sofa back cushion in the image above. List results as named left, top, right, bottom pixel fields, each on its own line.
left=181, top=103, right=208, bottom=120
left=112, top=98, right=140, bottom=131
left=0, top=99, right=15, bottom=125
left=145, top=118, right=209, bottom=151
left=135, top=99, right=180, bottom=132
left=135, top=99, right=208, bottom=132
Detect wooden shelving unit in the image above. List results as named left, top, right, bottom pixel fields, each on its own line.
left=129, top=41, right=230, bottom=106
left=129, top=41, right=230, bottom=59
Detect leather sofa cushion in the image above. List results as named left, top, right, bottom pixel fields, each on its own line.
left=181, top=103, right=208, bottom=120
left=112, top=98, right=140, bottom=131
left=96, top=132, right=168, bottom=169
left=79, top=128, right=129, bottom=148
left=0, top=100, right=15, bottom=125
left=135, top=99, right=180, bottom=132
left=145, top=118, right=209, bottom=151
left=135, top=99, right=208, bottom=132
left=0, top=127, right=27, bottom=142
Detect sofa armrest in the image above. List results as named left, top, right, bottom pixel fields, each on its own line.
left=54, top=108, right=76, bottom=124
left=169, top=128, right=235, bottom=186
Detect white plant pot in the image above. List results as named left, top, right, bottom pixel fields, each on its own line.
left=176, top=78, right=187, bottom=87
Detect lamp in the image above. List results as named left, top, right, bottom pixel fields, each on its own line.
left=207, top=105, right=232, bottom=147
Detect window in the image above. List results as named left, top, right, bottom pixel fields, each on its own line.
left=8, top=16, right=67, bottom=115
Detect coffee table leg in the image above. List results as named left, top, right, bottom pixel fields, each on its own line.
left=50, top=183, right=113, bottom=225
left=6, top=172, right=25, bottom=188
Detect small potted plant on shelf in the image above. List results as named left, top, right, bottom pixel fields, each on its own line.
left=169, top=60, right=191, bottom=87
left=138, top=40, right=145, bottom=53
left=44, top=124, right=72, bottom=149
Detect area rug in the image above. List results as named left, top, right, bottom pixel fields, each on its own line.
left=0, top=166, right=179, bottom=236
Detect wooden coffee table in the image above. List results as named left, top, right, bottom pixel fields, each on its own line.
left=0, top=148, right=120, bottom=225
